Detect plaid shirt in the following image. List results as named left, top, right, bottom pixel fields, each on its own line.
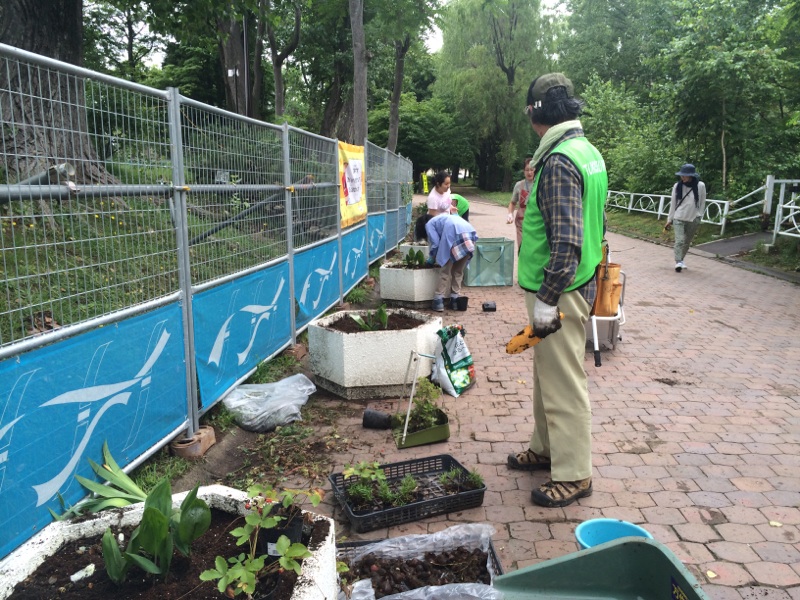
left=451, top=233, right=476, bottom=262
left=535, top=128, right=597, bottom=307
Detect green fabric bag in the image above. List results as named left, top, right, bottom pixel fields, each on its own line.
left=463, top=237, right=514, bottom=286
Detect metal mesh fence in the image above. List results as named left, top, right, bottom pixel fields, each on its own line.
left=180, top=101, right=287, bottom=286
left=366, top=142, right=386, bottom=213
left=0, top=45, right=410, bottom=352
left=288, top=127, right=338, bottom=250
left=1, top=53, right=178, bottom=348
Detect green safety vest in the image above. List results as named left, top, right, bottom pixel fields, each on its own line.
left=450, top=194, right=469, bottom=217
left=518, top=137, right=607, bottom=294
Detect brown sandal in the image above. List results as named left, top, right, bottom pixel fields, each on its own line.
left=507, top=449, right=551, bottom=471
left=531, top=478, right=593, bottom=507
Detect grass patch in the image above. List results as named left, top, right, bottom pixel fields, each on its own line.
left=742, top=237, right=800, bottom=272
left=247, top=354, right=301, bottom=384
left=345, top=285, right=369, bottom=304
left=201, top=402, right=238, bottom=433
left=130, top=448, right=192, bottom=493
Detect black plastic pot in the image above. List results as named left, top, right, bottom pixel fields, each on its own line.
left=456, top=296, right=469, bottom=311
left=363, top=409, right=393, bottom=429
left=257, top=514, right=304, bottom=557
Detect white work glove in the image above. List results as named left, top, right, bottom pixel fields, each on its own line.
left=532, top=299, right=562, bottom=339
left=506, top=213, right=514, bottom=224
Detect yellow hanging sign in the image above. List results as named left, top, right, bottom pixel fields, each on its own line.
left=421, top=173, right=429, bottom=194
left=338, top=141, right=368, bottom=228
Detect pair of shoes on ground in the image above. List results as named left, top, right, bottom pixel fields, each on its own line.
left=431, top=296, right=460, bottom=312
left=675, top=261, right=687, bottom=272
left=508, top=449, right=593, bottom=507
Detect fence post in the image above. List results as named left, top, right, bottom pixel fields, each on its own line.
left=337, top=139, right=344, bottom=303
left=282, top=123, right=298, bottom=344
left=772, top=182, right=785, bottom=245
left=628, top=193, right=634, bottom=214
left=383, top=145, right=389, bottom=256
left=762, top=174, right=775, bottom=231
left=166, top=87, right=199, bottom=438
left=657, top=195, right=665, bottom=220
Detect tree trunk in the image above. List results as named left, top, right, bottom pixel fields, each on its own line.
left=320, top=65, right=345, bottom=139
left=387, top=36, right=410, bottom=153
left=0, top=0, right=115, bottom=184
left=720, top=97, right=727, bottom=192
left=217, top=17, right=247, bottom=115
left=349, top=0, right=367, bottom=145
left=266, top=0, right=301, bottom=119
left=251, top=5, right=267, bottom=120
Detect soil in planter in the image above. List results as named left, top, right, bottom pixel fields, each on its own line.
left=327, top=313, right=424, bottom=334
left=9, top=508, right=330, bottom=600
left=342, top=547, right=491, bottom=599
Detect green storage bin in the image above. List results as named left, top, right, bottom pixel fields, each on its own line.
left=492, top=537, right=710, bottom=600
left=464, top=237, right=514, bottom=286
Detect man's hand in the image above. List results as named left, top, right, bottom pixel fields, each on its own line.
left=663, top=221, right=672, bottom=231
left=532, top=300, right=562, bottom=338
left=506, top=213, right=514, bottom=224
left=425, top=255, right=436, bottom=266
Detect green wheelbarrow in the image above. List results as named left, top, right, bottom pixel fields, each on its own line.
left=493, top=536, right=710, bottom=600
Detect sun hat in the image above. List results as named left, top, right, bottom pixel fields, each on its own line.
left=676, top=163, right=699, bottom=178
left=528, top=73, right=574, bottom=110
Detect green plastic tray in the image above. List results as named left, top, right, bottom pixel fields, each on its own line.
left=492, top=537, right=710, bottom=600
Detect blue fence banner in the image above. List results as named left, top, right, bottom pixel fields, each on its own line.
left=342, top=226, right=368, bottom=292
left=193, top=262, right=293, bottom=407
left=386, top=209, right=399, bottom=251
left=0, top=305, right=187, bottom=559
left=368, top=213, right=387, bottom=263
left=294, top=240, right=341, bottom=329
left=406, top=203, right=413, bottom=238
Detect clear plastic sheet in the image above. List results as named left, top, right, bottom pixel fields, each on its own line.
left=222, top=373, right=315, bottom=432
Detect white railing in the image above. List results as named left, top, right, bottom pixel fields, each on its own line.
left=606, top=191, right=729, bottom=231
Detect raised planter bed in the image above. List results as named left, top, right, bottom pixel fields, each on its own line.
left=308, top=308, right=441, bottom=400
left=379, top=263, right=439, bottom=308
left=328, top=455, right=485, bottom=533
left=0, top=485, right=337, bottom=600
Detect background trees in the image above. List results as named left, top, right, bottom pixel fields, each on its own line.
left=1, top=0, right=798, bottom=194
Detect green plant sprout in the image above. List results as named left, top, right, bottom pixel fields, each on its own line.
left=349, top=304, right=389, bottom=331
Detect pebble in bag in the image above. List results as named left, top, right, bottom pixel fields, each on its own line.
left=592, top=242, right=622, bottom=317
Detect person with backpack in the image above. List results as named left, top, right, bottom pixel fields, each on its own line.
left=665, top=164, right=706, bottom=272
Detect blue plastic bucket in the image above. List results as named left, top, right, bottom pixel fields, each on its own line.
left=575, top=519, right=653, bottom=550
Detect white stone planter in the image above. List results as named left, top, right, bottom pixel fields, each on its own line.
left=397, top=243, right=430, bottom=258
left=380, top=264, right=439, bottom=303
left=0, top=485, right=337, bottom=600
left=308, top=309, right=442, bottom=400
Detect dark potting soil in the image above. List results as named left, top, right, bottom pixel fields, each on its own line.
left=342, top=547, right=491, bottom=599
left=326, top=313, right=424, bottom=334
left=9, top=508, right=330, bottom=600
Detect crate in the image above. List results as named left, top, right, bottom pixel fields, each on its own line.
left=337, top=538, right=504, bottom=576
left=492, top=537, right=710, bottom=600
left=328, top=454, right=486, bottom=533
left=463, top=237, right=514, bottom=287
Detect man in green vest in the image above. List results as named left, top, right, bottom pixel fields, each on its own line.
left=507, top=73, right=607, bottom=508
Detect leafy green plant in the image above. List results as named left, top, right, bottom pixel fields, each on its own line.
left=51, top=441, right=147, bottom=520
left=392, top=377, right=445, bottom=432
left=345, top=285, right=369, bottom=304
left=200, top=484, right=322, bottom=597
left=101, top=480, right=211, bottom=583
left=349, top=304, right=389, bottom=331
left=439, top=468, right=484, bottom=493
left=394, top=474, right=419, bottom=505
left=403, top=249, right=427, bottom=268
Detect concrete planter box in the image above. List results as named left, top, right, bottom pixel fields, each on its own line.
left=380, top=263, right=439, bottom=304
left=397, top=243, right=430, bottom=258
left=0, top=485, right=337, bottom=600
left=308, top=309, right=442, bottom=400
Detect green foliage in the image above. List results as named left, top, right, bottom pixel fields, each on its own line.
left=51, top=441, right=147, bottom=520
left=392, top=377, right=445, bottom=432
left=439, top=467, right=484, bottom=492
left=403, top=248, right=427, bottom=268
left=247, top=355, right=302, bottom=385
left=343, top=461, right=387, bottom=484
left=201, top=403, right=238, bottom=434
left=394, top=474, right=418, bottom=505
left=350, top=305, right=389, bottom=331
left=344, top=285, right=370, bottom=304
left=102, top=481, right=211, bottom=584
left=200, top=484, right=320, bottom=596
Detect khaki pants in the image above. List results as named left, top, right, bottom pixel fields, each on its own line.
left=673, top=217, right=701, bottom=262
left=435, top=256, right=468, bottom=299
left=525, top=290, right=593, bottom=482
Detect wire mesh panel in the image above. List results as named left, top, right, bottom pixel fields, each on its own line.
left=386, top=152, right=401, bottom=211
left=287, top=128, right=338, bottom=250
left=366, top=141, right=386, bottom=214
left=0, top=50, right=178, bottom=350
left=180, top=101, right=287, bottom=286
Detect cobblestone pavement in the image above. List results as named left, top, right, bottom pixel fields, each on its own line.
left=314, top=193, right=800, bottom=600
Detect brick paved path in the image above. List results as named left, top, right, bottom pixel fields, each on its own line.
left=317, top=194, right=800, bottom=599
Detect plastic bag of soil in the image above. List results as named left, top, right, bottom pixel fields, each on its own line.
left=430, top=325, right=476, bottom=397
left=222, top=373, right=316, bottom=432
left=340, top=524, right=502, bottom=600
